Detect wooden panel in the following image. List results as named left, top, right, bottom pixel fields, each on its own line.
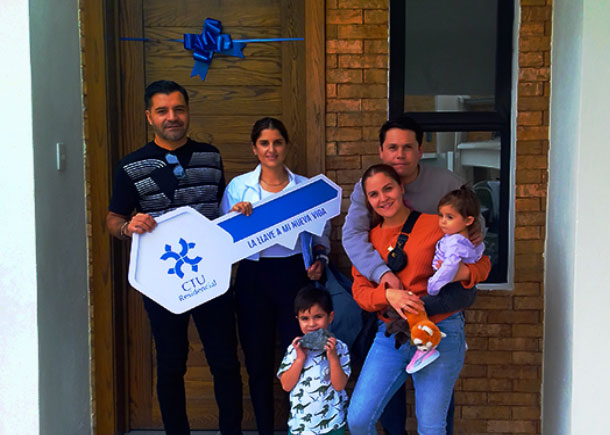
left=84, top=0, right=117, bottom=432
left=213, top=142, right=255, bottom=158
left=146, top=54, right=282, bottom=87
left=119, top=4, right=148, bottom=155
left=119, top=0, right=156, bottom=430
left=127, top=289, right=154, bottom=428
left=305, top=0, right=326, bottom=176
left=188, top=114, right=271, bottom=143
left=144, top=0, right=281, bottom=27
left=180, top=321, right=292, bottom=430
left=116, top=0, right=319, bottom=430
left=143, top=23, right=285, bottom=87
left=183, top=389, right=290, bottom=429
left=144, top=320, right=292, bottom=430
left=144, top=26, right=283, bottom=52
left=281, top=0, right=306, bottom=175
left=186, top=85, right=282, bottom=116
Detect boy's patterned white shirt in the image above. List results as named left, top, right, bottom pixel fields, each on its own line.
left=277, top=339, right=351, bottom=434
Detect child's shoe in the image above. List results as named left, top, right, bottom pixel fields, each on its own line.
left=406, top=348, right=440, bottom=373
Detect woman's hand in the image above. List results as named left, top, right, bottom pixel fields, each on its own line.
left=307, top=260, right=324, bottom=281
left=385, top=288, right=425, bottom=320
left=230, top=201, right=252, bottom=216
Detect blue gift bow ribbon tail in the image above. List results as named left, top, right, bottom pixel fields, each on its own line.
left=183, top=18, right=303, bottom=80
left=183, top=18, right=247, bottom=80
left=120, top=17, right=303, bottom=82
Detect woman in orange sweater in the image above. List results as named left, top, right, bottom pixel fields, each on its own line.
left=347, top=164, right=491, bottom=435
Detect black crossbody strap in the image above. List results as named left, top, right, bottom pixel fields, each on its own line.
left=394, top=210, right=421, bottom=250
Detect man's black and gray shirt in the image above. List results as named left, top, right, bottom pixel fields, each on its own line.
left=109, top=139, right=225, bottom=220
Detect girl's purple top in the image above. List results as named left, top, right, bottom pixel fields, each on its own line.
left=427, top=233, right=485, bottom=295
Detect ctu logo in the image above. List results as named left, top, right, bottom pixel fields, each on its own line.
left=160, top=238, right=203, bottom=279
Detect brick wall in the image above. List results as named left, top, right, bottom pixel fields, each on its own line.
left=325, top=1, right=550, bottom=433
left=325, top=0, right=390, bottom=270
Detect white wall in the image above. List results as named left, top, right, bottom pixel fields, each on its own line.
left=546, top=1, right=610, bottom=433
left=29, top=0, right=92, bottom=433
left=0, top=0, right=91, bottom=433
left=570, top=2, right=610, bottom=433
left=0, top=1, right=39, bottom=433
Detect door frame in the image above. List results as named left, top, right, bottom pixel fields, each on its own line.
left=85, top=1, right=325, bottom=432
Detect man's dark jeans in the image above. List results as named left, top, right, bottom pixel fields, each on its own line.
left=143, top=292, right=243, bottom=435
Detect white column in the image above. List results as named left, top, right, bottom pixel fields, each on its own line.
left=571, top=1, right=610, bottom=432
left=0, top=1, right=39, bottom=434
left=546, top=1, right=610, bottom=433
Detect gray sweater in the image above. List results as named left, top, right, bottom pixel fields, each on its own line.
left=342, top=164, right=465, bottom=283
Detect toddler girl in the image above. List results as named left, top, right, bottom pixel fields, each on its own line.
left=428, top=185, right=485, bottom=295
left=405, top=185, right=486, bottom=373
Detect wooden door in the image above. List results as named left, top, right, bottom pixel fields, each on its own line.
left=114, top=0, right=323, bottom=431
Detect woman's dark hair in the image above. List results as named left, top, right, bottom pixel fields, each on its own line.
left=294, top=285, right=333, bottom=315
left=361, top=164, right=404, bottom=227
left=250, top=117, right=290, bottom=144
left=438, top=185, right=482, bottom=236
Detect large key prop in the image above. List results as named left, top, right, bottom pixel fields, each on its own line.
left=128, top=175, right=342, bottom=314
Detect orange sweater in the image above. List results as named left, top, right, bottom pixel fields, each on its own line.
left=352, top=213, right=491, bottom=324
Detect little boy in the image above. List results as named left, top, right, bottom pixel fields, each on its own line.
left=277, top=285, right=351, bottom=435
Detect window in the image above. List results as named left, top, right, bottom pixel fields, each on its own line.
left=389, top=0, right=516, bottom=285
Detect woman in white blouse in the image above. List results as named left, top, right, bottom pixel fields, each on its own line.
left=220, top=117, right=330, bottom=435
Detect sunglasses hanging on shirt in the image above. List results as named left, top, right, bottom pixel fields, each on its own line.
left=387, top=211, right=421, bottom=273
left=165, top=153, right=186, bottom=180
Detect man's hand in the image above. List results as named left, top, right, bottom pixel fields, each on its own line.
left=379, top=271, right=404, bottom=290
left=469, top=229, right=484, bottom=246
left=106, top=211, right=156, bottom=240
left=126, top=213, right=157, bottom=236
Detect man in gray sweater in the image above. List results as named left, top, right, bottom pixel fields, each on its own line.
left=342, top=116, right=482, bottom=435
left=343, top=116, right=465, bottom=288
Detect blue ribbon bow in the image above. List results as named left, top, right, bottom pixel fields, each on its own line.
left=183, top=18, right=246, bottom=80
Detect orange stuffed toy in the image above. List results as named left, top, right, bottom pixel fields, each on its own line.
left=405, top=309, right=446, bottom=352
left=382, top=306, right=446, bottom=373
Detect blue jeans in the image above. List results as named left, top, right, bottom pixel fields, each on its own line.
left=347, top=313, right=466, bottom=435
